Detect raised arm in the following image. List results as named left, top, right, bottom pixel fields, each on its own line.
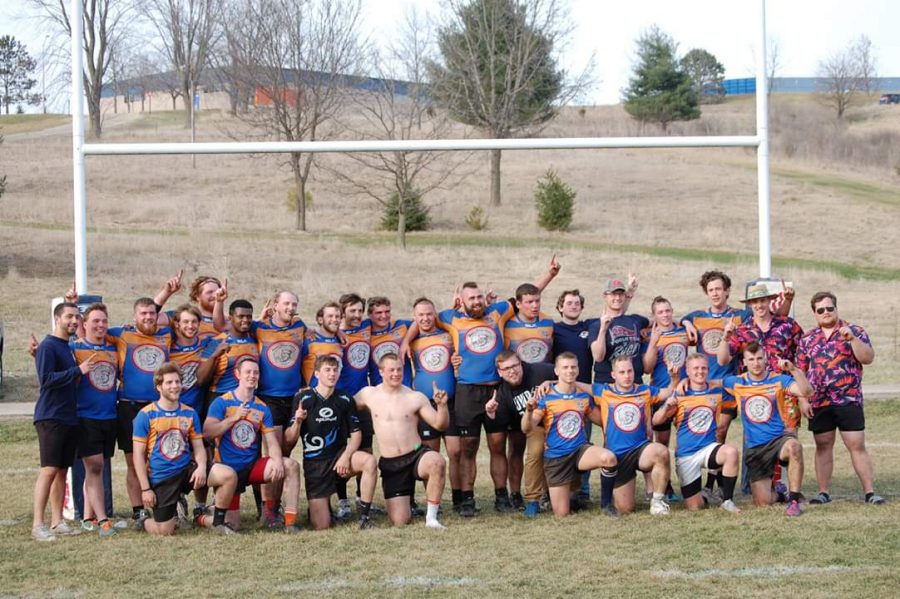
left=212, top=279, right=229, bottom=332
left=841, top=326, right=875, bottom=365
left=590, top=314, right=612, bottom=362
left=533, top=253, right=561, bottom=292
left=419, top=383, right=450, bottom=431
left=717, top=319, right=737, bottom=366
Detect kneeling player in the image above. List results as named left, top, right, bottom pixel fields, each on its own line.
left=132, top=363, right=238, bottom=535
left=723, top=342, right=813, bottom=516
left=204, top=357, right=302, bottom=532
left=523, top=353, right=617, bottom=518
left=285, top=355, right=378, bottom=530
left=653, top=354, right=741, bottom=513
left=355, top=354, right=449, bottom=528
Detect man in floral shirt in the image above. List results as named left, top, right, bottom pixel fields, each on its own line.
left=796, top=291, right=885, bottom=506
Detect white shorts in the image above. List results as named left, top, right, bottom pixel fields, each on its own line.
left=675, top=442, right=720, bottom=486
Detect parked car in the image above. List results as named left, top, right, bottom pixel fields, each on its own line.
left=879, top=93, right=900, bottom=105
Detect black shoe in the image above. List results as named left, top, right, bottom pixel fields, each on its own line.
left=410, top=501, right=425, bottom=518
left=601, top=504, right=619, bottom=518
left=458, top=498, right=476, bottom=518
left=132, top=509, right=151, bottom=532
left=574, top=492, right=592, bottom=511
left=510, top=492, right=525, bottom=511
left=494, top=494, right=515, bottom=513
left=359, top=515, right=374, bottom=530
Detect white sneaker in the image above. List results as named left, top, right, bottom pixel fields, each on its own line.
left=649, top=497, right=670, bottom=515
left=335, top=498, right=352, bottom=520
left=721, top=499, right=741, bottom=514
left=32, top=524, right=56, bottom=542
left=51, top=521, right=82, bottom=536
left=425, top=519, right=447, bottom=530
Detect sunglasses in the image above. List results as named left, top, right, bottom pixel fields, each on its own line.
left=815, top=306, right=836, bottom=315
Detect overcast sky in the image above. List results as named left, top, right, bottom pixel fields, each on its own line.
left=2, top=0, right=897, bottom=109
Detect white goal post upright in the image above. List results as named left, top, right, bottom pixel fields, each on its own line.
left=69, top=0, right=774, bottom=292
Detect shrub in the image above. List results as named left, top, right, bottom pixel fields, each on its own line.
left=285, top=185, right=313, bottom=212
left=465, top=205, right=488, bottom=231
left=380, top=188, right=430, bottom=231
left=534, top=168, right=575, bottom=231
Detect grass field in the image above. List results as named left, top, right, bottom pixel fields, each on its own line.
left=1, top=400, right=898, bottom=598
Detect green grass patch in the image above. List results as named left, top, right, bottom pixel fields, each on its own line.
left=0, top=113, right=69, bottom=135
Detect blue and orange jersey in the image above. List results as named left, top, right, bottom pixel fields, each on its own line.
left=722, top=373, right=797, bottom=449
left=504, top=311, right=554, bottom=364
left=301, top=329, right=343, bottom=388
left=70, top=337, right=118, bottom=420
left=672, top=386, right=724, bottom=458
left=207, top=392, right=274, bottom=471
left=339, top=320, right=371, bottom=395
left=438, top=302, right=513, bottom=384
left=641, top=326, right=690, bottom=387
left=410, top=329, right=456, bottom=400
left=369, top=319, right=413, bottom=386
left=202, top=333, right=259, bottom=395
left=165, top=309, right=219, bottom=342
left=169, top=339, right=208, bottom=413
left=591, top=383, right=661, bottom=456
left=253, top=317, right=306, bottom=398
left=537, top=385, right=595, bottom=459
left=107, top=325, right=173, bottom=403
left=132, top=401, right=202, bottom=485
left=681, top=307, right=750, bottom=381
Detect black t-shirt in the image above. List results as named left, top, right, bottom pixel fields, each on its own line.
left=588, top=314, right=650, bottom=384
left=552, top=319, right=598, bottom=384
left=290, top=387, right=359, bottom=461
left=495, top=362, right=556, bottom=432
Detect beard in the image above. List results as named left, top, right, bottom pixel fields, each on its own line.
left=464, top=304, right=485, bottom=319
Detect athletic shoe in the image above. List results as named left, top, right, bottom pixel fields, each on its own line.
left=410, top=501, right=425, bottom=518
left=711, top=487, right=725, bottom=503
left=425, top=519, right=447, bottom=530
left=458, top=498, right=476, bottom=518
left=866, top=494, right=886, bottom=505
left=212, top=523, right=237, bottom=536
left=51, top=521, right=82, bottom=536
left=511, top=492, right=525, bottom=511
left=192, top=505, right=210, bottom=528
left=649, top=497, right=670, bottom=516
left=81, top=519, right=98, bottom=532
left=32, top=524, right=56, bottom=542
left=132, top=509, right=150, bottom=532
left=98, top=520, right=117, bottom=538
left=494, top=494, right=515, bottom=513
left=574, top=492, right=592, bottom=511
left=601, top=505, right=620, bottom=518
left=665, top=491, right=682, bottom=503
left=359, top=515, right=374, bottom=530
left=338, top=498, right=353, bottom=519
left=720, top=499, right=741, bottom=514
left=284, top=524, right=303, bottom=534
left=701, top=488, right=723, bottom=507
left=112, top=519, right=129, bottom=530
left=809, top=492, right=832, bottom=504
left=539, top=492, right=551, bottom=512
left=259, top=509, right=282, bottom=530
left=785, top=499, right=803, bottom=517
left=773, top=482, right=787, bottom=503
left=524, top=501, right=540, bottom=517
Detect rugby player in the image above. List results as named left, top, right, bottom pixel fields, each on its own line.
left=132, top=362, right=238, bottom=535
left=590, top=278, right=648, bottom=384
left=154, top=272, right=223, bottom=341
left=355, top=354, right=449, bottom=528
left=284, top=355, right=378, bottom=530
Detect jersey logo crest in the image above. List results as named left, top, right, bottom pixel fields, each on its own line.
left=555, top=410, right=584, bottom=440
left=132, top=344, right=166, bottom=373
left=346, top=341, right=370, bottom=369
left=88, top=361, right=117, bottom=392
left=613, top=402, right=642, bottom=433
left=744, top=395, right=773, bottom=424
left=686, top=406, right=714, bottom=435
left=464, top=326, right=497, bottom=354
left=516, top=339, right=549, bottom=363
left=159, top=428, right=187, bottom=460
left=230, top=419, right=256, bottom=449
left=419, top=345, right=450, bottom=373
left=266, top=341, right=300, bottom=369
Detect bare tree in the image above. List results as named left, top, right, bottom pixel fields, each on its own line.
left=141, top=0, right=223, bottom=127
left=817, top=36, right=878, bottom=119
left=329, top=9, right=471, bottom=248
left=853, top=34, right=877, bottom=97
left=208, top=0, right=266, bottom=116
left=766, top=36, right=781, bottom=98
left=428, top=0, right=593, bottom=207
left=27, top=0, right=131, bottom=137
left=229, top=0, right=367, bottom=231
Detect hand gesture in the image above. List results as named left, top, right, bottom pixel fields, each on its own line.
left=627, top=273, right=639, bottom=295
left=600, top=313, right=613, bottom=329
left=235, top=403, right=250, bottom=421
left=450, top=352, right=462, bottom=374
left=484, top=389, right=498, bottom=419
left=190, top=465, right=207, bottom=490
left=667, top=363, right=680, bottom=381
left=649, top=320, right=663, bottom=343
left=781, top=279, right=794, bottom=301
left=839, top=326, right=855, bottom=342
left=722, top=319, right=736, bottom=341
left=293, top=401, right=307, bottom=423
left=452, top=285, right=462, bottom=310
left=485, top=287, right=498, bottom=305
left=799, top=396, right=814, bottom=419
left=665, top=395, right=679, bottom=410
left=64, top=279, right=78, bottom=303
left=78, top=352, right=97, bottom=375
left=533, top=381, right=552, bottom=400
left=777, top=358, right=795, bottom=373
left=334, top=455, right=351, bottom=477
left=525, top=396, right=538, bottom=412
left=214, top=278, right=229, bottom=303
left=548, top=253, right=561, bottom=277
left=260, top=298, right=275, bottom=320
left=166, top=269, right=184, bottom=294
left=683, top=321, right=698, bottom=344
left=432, top=381, right=449, bottom=407
left=28, top=333, right=39, bottom=358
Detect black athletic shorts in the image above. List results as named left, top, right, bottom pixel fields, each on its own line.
left=356, top=412, right=374, bottom=451
left=745, top=434, right=794, bottom=483
left=808, top=404, right=865, bottom=434
left=418, top=417, right=442, bottom=442
left=453, top=383, right=496, bottom=435
left=304, top=454, right=349, bottom=500
left=35, top=420, right=79, bottom=469
left=150, top=461, right=200, bottom=522
left=116, top=401, right=148, bottom=454
left=379, top=445, right=432, bottom=499
left=544, top=444, right=592, bottom=488
left=77, top=417, right=117, bottom=459
left=614, top=442, right=651, bottom=487
left=259, top=395, right=293, bottom=428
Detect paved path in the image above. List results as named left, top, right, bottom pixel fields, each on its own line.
left=3, top=385, right=900, bottom=417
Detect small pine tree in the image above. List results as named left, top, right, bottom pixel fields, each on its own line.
left=535, top=169, right=575, bottom=231
left=465, top=204, right=488, bottom=231
left=381, top=188, right=430, bottom=232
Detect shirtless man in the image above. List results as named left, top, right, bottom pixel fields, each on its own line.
left=354, top=354, right=449, bottom=528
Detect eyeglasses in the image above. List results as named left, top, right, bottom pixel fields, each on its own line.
left=498, top=363, right=522, bottom=373
left=815, top=306, right=836, bottom=315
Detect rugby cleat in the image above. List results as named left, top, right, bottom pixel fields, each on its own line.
left=785, top=499, right=803, bottom=517
left=649, top=497, right=670, bottom=516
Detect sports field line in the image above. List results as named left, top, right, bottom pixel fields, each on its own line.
left=652, top=564, right=872, bottom=580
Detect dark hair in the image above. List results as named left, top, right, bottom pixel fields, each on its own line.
left=233, top=355, right=259, bottom=374
left=699, top=270, right=731, bottom=292
left=461, top=282, right=479, bottom=291
left=339, top=293, right=365, bottom=314
left=82, top=302, right=108, bottom=319
left=412, top=296, right=435, bottom=310
left=810, top=291, right=837, bottom=311
left=317, top=301, right=341, bottom=320
left=133, top=297, right=157, bottom=311
left=366, top=296, right=391, bottom=314
left=229, top=299, right=253, bottom=315
left=495, top=350, right=519, bottom=366
left=54, top=301, right=79, bottom=318
left=556, top=289, right=585, bottom=314
left=173, top=303, right=202, bottom=323
left=742, top=340, right=764, bottom=356
left=153, top=362, right=183, bottom=388
left=314, top=355, right=341, bottom=372
left=515, top=283, right=541, bottom=302
left=189, top=276, right=221, bottom=302
left=651, top=296, right=671, bottom=312
left=555, top=351, right=579, bottom=365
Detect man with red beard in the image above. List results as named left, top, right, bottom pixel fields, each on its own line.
left=154, top=272, right=224, bottom=341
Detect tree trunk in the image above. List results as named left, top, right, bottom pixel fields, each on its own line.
left=398, top=199, right=407, bottom=249
left=490, top=148, right=502, bottom=206
left=293, top=154, right=307, bottom=231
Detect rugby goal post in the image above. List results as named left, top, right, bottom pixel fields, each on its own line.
left=69, top=0, right=773, bottom=293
